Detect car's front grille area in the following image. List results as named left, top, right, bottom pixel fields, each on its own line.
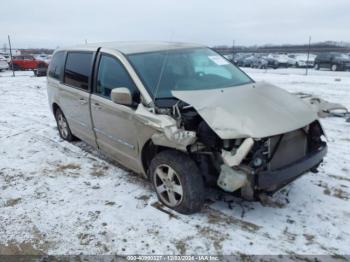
left=267, top=129, right=307, bottom=170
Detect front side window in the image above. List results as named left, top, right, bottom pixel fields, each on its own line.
left=128, top=48, right=253, bottom=102
left=48, top=51, right=65, bottom=80
left=64, top=52, right=93, bottom=90
left=23, top=56, right=33, bottom=60
left=96, top=54, right=137, bottom=99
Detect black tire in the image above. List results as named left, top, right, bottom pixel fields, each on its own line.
left=315, top=63, right=320, bottom=70
left=149, top=150, right=205, bottom=214
left=331, top=64, right=338, bottom=71
left=55, top=108, right=74, bottom=141
left=12, top=64, right=22, bottom=71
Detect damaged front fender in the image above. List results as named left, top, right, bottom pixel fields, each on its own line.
left=135, top=104, right=197, bottom=151
left=152, top=128, right=196, bottom=151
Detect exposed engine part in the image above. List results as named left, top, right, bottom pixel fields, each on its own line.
left=172, top=101, right=182, bottom=123
left=222, top=139, right=231, bottom=150
left=180, top=108, right=201, bottom=131
left=221, top=138, right=254, bottom=167
left=194, top=153, right=221, bottom=185
left=197, top=121, right=222, bottom=149
left=217, top=164, right=248, bottom=192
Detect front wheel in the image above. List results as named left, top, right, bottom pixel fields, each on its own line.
left=149, top=150, right=205, bottom=214
left=55, top=108, right=74, bottom=141
left=12, top=64, right=22, bottom=71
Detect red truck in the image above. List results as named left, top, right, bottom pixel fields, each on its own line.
left=10, top=55, right=48, bottom=76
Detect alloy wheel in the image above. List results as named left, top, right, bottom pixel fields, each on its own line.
left=57, top=113, right=69, bottom=139
left=154, top=164, right=183, bottom=207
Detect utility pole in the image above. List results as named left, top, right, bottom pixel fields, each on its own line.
left=305, top=36, right=311, bottom=76
left=8, top=35, right=15, bottom=77
left=232, top=40, right=235, bottom=56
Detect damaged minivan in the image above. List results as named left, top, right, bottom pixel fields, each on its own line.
left=47, top=42, right=327, bottom=214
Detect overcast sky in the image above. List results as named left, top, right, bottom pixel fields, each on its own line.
left=1, top=0, right=350, bottom=49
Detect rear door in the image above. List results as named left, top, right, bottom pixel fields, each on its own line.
left=60, top=51, right=96, bottom=146
left=23, top=55, right=34, bottom=69
left=90, top=50, right=139, bottom=170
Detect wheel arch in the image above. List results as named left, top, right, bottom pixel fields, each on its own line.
left=140, top=139, right=173, bottom=177
left=52, top=102, right=60, bottom=115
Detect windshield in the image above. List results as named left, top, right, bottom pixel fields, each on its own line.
left=128, top=48, right=253, bottom=103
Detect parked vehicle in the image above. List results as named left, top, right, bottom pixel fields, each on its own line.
left=47, top=42, right=327, bottom=214
left=0, top=53, right=11, bottom=63
left=287, top=54, right=316, bottom=68
left=314, top=53, right=350, bottom=71
left=239, top=55, right=256, bottom=67
left=259, top=56, right=278, bottom=69
left=0, top=55, right=9, bottom=71
left=10, top=55, right=48, bottom=71
left=35, top=53, right=52, bottom=64
left=267, top=54, right=289, bottom=68
left=251, top=56, right=268, bottom=69
left=234, top=53, right=251, bottom=66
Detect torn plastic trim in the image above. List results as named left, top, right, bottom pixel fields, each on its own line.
left=135, top=104, right=175, bottom=130
left=135, top=104, right=197, bottom=151
left=152, top=127, right=197, bottom=151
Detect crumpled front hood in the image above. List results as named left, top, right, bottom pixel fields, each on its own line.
left=172, top=82, right=318, bottom=139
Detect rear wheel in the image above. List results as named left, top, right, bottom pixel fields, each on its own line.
left=55, top=108, right=74, bottom=141
left=150, top=150, right=205, bottom=214
left=331, top=64, right=338, bottom=71
left=314, top=63, right=320, bottom=70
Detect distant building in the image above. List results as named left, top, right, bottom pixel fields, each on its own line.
left=0, top=49, right=21, bottom=56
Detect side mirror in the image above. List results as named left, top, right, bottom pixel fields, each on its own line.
left=111, top=87, right=132, bottom=106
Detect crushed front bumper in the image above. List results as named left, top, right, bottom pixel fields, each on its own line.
left=257, top=143, right=327, bottom=192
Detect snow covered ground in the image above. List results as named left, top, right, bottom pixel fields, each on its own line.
left=0, top=68, right=349, bottom=256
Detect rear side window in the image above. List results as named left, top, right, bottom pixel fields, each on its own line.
left=64, top=52, right=93, bottom=90
left=48, top=52, right=65, bottom=80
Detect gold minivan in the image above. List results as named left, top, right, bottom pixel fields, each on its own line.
left=47, top=42, right=327, bottom=214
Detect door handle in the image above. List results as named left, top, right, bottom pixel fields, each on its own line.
left=79, top=98, right=87, bottom=105
left=93, top=102, right=102, bottom=110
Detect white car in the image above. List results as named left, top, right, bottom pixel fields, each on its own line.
left=35, top=54, right=52, bottom=64
left=0, top=55, right=9, bottom=71
left=267, top=54, right=289, bottom=68
left=288, top=54, right=316, bottom=68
